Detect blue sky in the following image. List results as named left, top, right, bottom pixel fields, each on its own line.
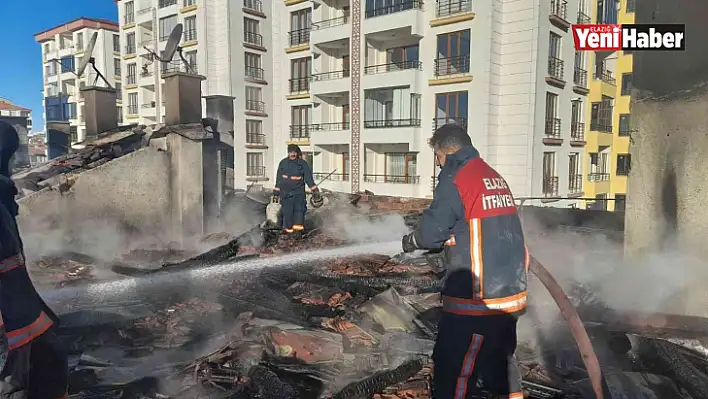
left=0, top=1, right=118, bottom=133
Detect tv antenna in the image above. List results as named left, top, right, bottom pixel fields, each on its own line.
left=142, top=24, right=194, bottom=74
left=49, top=32, right=112, bottom=88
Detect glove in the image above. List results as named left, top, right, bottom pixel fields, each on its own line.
left=401, top=232, right=419, bottom=253
left=272, top=189, right=279, bottom=197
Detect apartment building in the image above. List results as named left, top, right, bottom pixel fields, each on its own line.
left=0, top=98, right=32, bottom=168
left=117, top=0, right=274, bottom=189
left=583, top=0, right=634, bottom=211
left=269, top=0, right=588, bottom=204
left=35, top=18, right=122, bottom=144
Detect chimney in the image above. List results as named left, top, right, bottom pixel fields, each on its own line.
left=81, top=86, right=118, bottom=139
left=204, top=95, right=235, bottom=139
left=163, top=72, right=206, bottom=126
left=46, top=121, right=71, bottom=159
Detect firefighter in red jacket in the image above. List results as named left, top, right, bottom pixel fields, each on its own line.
left=0, top=121, right=68, bottom=398
left=401, top=124, right=528, bottom=399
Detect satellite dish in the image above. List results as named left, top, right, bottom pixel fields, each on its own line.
left=143, top=24, right=194, bottom=75
left=77, top=32, right=98, bottom=77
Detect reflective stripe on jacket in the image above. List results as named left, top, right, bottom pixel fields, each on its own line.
left=274, top=158, right=317, bottom=197
left=413, top=146, right=528, bottom=316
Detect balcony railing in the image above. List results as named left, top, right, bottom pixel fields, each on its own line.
left=573, top=67, right=588, bottom=87
left=125, top=45, right=136, bottom=55
left=590, top=121, right=612, bottom=133
left=542, top=176, right=559, bottom=197
left=548, top=57, right=564, bottom=80
left=571, top=121, right=585, bottom=141
left=137, top=7, right=153, bottom=15
left=545, top=117, right=561, bottom=139
left=139, top=37, right=154, bottom=47
left=289, top=125, right=311, bottom=139
left=288, top=29, right=311, bottom=46
left=314, top=172, right=350, bottom=182
left=289, top=77, right=310, bottom=93
left=588, top=173, right=610, bottom=182
left=159, top=0, right=178, bottom=8
left=433, top=117, right=468, bottom=132
left=569, top=174, right=583, bottom=193
left=365, top=0, right=423, bottom=18
left=301, top=122, right=350, bottom=132
left=434, top=55, right=470, bottom=77
left=550, top=0, right=568, bottom=21
left=246, top=100, right=266, bottom=113
left=312, top=15, right=349, bottom=30
left=364, top=60, right=422, bottom=74
left=435, top=0, right=472, bottom=18
left=577, top=10, right=591, bottom=24
left=364, top=174, right=420, bottom=184
left=247, top=165, right=266, bottom=177
left=141, top=102, right=157, bottom=109
left=244, top=0, right=264, bottom=13
left=124, top=14, right=135, bottom=25
left=595, top=68, right=616, bottom=85
left=183, top=29, right=197, bottom=42
left=245, top=66, right=265, bottom=80
left=127, top=105, right=138, bottom=115
left=161, top=60, right=181, bottom=74
left=244, top=32, right=263, bottom=47
left=364, top=118, right=421, bottom=128
left=246, top=133, right=266, bottom=145
left=311, top=70, right=349, bottom=81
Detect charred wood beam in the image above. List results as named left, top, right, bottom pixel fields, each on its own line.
left=333, top=358, right=425, bottom=399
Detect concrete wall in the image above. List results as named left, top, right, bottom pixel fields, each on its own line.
left=17, top=146, right=171, bottom=258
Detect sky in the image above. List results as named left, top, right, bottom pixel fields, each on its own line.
left=0, top=1, right=118, bottom=133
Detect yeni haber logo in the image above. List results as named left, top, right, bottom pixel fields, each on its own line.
left=572, top=24, right=685, bottom=51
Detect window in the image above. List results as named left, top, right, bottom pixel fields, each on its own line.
left=621, top=73, right=633, bottom=96
left=117, top=107, right=123, bottom=124
left=615, top=194, right=627, bottom=211
left=618, top=114, right=631, bottom=136
left=126, top=32, right=136, bottom=54
left=290, top=57, right=311, bottom=92
left=115, top=83, right=122, bottom=100
left=343, top=152, right=350, bottom=180
left=291, top=105, right=312, bottom=138
left=114, top=59, right=122, bottom=76
left=45, top=63, right=57, bottom=77
left=244, top=18, right=261, bottom=46
left=128, top=93, right=138, bottom=114
left=185, top=50, right=197, bottom=72
left=76, top=33, right=84, bottom=51
left=124, top=1, right=135, bottom=24
left=596, top=0, right=617, bottom=24
left=245, top=53, right=262, bottom=79
left=65, top=103, right=77, bottom=120
left=289, top=9, right=312, bottom=46
left=245, top=86, right=263, bottom=112
left=113, top=35, right=120, bottom=52
left=60, top=56, right=75, bottom=73
left=159, top=15, right=178, bottom=41
left=343, top=104, right=350, bottom=127
left=549, top=32, right=562, bottom=58
left=590, top=96, right=613, bottom=132
left=435, top=91, right=468, bottom=128
left=184, top=16, right=197, bottom=41
left=435, top=30, right=471, bottom=75
left=626, top=0, right=635, bottom=12
left=542, top=152, right=558, bottom=196
left=411, top=94, right=421, bottom=121
left=247, top=153, right=265, bottom=176
left=44, top=43, right=52, bottom=54
left=569, top=152, right=581, bottom=193
left=616, top=154, right=631, bottom=176
left=246, top=120, right=263, bottom=144
left=387, top=45, right=420, bottom=64
left=127, top=63, right=137, bottom=84
left=159, top=0, right=178, bottom=8
left=184, top=0, right=196, bottom=6
left=385, top=153, right=417, bottom=183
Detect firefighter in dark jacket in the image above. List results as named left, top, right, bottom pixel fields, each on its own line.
left=401, top=124, right=528, bottom=399
left=273, top=144, right=321, bottom=235
left=0, top=121, right=68, bottom=398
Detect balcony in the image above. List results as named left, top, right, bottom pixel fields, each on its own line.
left=137, top=6, right=153, bottom=16
left=246, top=133, right=266, bottom=147
left=590, top=121, right=612, bottom=133
left=289, top=125, right=311, bottom=140
left=549, top=0, right=570, bottom=31
left=577, top=10, right=591, bottom=24
left=544, top=117, right=562, bottom=144
left=289, top=77, right=310, bottom=94
left=362, top=60, right=423, bottom=90
left=141, top=69, right=153, bottom=78
left=546, top=57, right=565, bottom=87
left=569, top=174, right=583, bottom=194
left=433, top=117, right=468, bottom=132
left=311, top=16, right=350, bottom=45
left=243, top=0, right=265, bottom=16
left=588, top=173, right=610, bottom=182
left=433, top=55, right=470, bottom=77
left=246, top=165, right=266, bottom=178
left=288, top=29, right=311, bottom=47
left=570, top=121, right=585, bottom=145
left=244, top=32, right=264, bottom=49
left=311, top=70, right=350, bottom=95
left=315, top=172, right=350, bottom=182
left=245, top=66, right=266, bottom=81
left=183, top=29, right=197, bottom=43
left=362, top=0, right=424, bottom=36
left=595, top=68, right=616, bottom=85
left=365, top=0, right=422, bottom=18
left=364, top=174, right=420, bottom=184
left=434, top=0, right=472, bottom=18
left=309, top=122, right=351, bottom=144
left=245, top=100, right=266, bottom=114
left=159, top=0, right=178, bottom=8
left=365, top=61, right=422, bottom=75
left=573, top=67, right=589, bottom=94
left=364, top=118, right=420, bottom=128
left=542, top=176, right=559, bottom=197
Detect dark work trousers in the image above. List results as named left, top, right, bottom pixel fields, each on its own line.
left=280, top=193, right=306, bottom=231
left=433, top=313, right=523, bottom=399
left=0, top=329, right=68, bottom=399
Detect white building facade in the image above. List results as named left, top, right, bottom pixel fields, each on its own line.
left=35, top=18, right=122, bottom=144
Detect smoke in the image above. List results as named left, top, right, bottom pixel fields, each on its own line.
left=321, top=205, right=411, bottom=244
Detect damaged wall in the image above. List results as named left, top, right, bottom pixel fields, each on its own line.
left=18, top=146, right=171, bottom=257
